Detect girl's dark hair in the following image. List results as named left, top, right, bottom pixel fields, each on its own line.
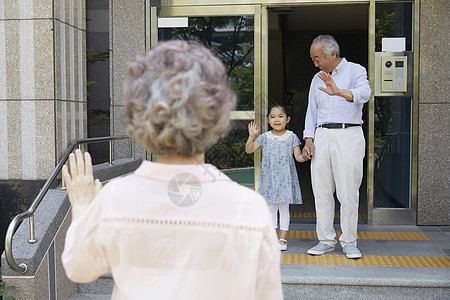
left=267, top=104, right=291, bottom=117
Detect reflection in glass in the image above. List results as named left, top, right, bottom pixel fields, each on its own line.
left=374, top=97, right=411, bottom=208
left=158, top=16, right=255, bottom=110
left=375, top=2, right=413, bottom=52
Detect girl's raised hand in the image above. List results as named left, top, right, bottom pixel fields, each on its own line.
left=248, top=120, right=260, bottom=137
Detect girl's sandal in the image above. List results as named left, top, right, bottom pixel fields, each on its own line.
left=279, top=238, right=288, bottom=251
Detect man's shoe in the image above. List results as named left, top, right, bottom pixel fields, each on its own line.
left=343, top=245, right=362, bottom=259
left=279, top=239, right=288, bottom=251
left=307, top=242, right=335, bottom=255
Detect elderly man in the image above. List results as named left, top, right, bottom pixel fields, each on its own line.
left=302, top=35, right=371, bottom=259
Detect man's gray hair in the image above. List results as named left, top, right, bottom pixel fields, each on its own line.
left=312, top=35, right=340, bottom=57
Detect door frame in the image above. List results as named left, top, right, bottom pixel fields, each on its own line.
left=369, top=0, right=420, bottom=225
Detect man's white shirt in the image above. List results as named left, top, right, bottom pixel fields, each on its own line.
left=303, top=58, right=372, bottom=140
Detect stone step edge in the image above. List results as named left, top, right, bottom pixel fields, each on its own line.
left=90, top=271, right=450, bottom=289
left=281, top=274, right=450, bottom=288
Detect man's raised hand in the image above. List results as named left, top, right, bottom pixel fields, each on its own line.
left=318, top=71, right=340, bottom=96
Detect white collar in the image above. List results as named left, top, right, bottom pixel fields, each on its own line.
left=266, top=130, right=293, bottom=141
left=332, top=57, right=347, bottom=75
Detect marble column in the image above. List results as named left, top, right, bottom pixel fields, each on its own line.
left=110, top=0, right=146, bottom=160
left=417, top=0, right=450, bottom=225
left=0, top=0, right=87, bottom=180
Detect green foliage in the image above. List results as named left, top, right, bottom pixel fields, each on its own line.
left=164, top=16, right=255, bottom=111
left=86, top=49, right=110, bottom=101
left=374, top=136, right=387, bottom=147
left=0, top=267, right=17, bottom=300
left=230, top=55, right=254, bottom=111
left=375, top=4, right=396, bottom=51
left=86, top=81, right=96, bottom=99
left=86, top=49, right=110, bottom=65
left=86, top=48, right=111, bottom=125
left=374, top=97, right=392, bottom=137
left=86, top=14, right=111, bottom=129
left=87, top=108, right=110, bottom=126
left=206, top=128, right=253, bottom=170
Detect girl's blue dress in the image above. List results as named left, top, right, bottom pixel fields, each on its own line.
left=256, top=130, right=302, bottom=204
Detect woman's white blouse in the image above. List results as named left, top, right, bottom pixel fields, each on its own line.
left=62, top=161, right=283, bottom=300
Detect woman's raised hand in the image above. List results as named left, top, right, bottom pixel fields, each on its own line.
left=62, top=149, right=102, bottom=220
left=248, top=120, right=260, bottom=137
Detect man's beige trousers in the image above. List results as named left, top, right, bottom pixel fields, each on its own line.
left=311, top=126, right=365, bottom=247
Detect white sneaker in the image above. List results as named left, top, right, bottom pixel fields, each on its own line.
left=307, top=242, right=335, bottom=255
left=279, top=239, right=288, bottom=251
left=343, top=245, right=362, bottom=259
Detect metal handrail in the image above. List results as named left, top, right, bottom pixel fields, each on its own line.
left=5, top=136, right=134, bottom=274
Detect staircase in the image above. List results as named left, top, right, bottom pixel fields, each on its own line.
left=68, top=224, right=450, bottom=299
left=281, top=223, right=450, bottom=299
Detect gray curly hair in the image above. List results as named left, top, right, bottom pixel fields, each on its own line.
left=312, top=34, right=340, bottom=58
left=122, top=40, right=237, bottom=156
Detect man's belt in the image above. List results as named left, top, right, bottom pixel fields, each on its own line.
left=318, top=123, right=361, bottom=129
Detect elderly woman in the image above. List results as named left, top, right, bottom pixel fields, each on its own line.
left=62, top=40, right=282, bottom=299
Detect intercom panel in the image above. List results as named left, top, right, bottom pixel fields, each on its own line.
left=375, top=52, right=413, bottom=96
left=381, top=56, right=407, bottom=92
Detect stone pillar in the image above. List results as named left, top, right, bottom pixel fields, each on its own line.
left=110, top=0, right=146, bottom=159
left=0, top=0, right=87, bottom=180
left=418, top=0, right=450, bottom=225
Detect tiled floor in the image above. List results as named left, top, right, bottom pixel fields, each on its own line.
left=280, top=223, right=450, bottom=277
left=280, top=223, right=450, bottom=298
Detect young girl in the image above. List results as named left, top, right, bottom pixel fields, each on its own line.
left=246, top=105, right=305, bottom=251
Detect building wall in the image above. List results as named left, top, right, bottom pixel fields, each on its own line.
left=417, top=0, right=450, bottom=225
left=0, top=0, right=86, bottom=180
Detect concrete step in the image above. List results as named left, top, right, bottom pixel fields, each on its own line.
left=71, top=225, right=450, bottom=299
left=75, top=267, right=449, bottom=299
left=282, top=264, right=450, bottom=299
left=77, top=272, right=114, bottom=295
left=281, top=224, right=450, bottom=299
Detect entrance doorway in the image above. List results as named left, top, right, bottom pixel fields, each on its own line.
left=150, top=0, right=417, bottom=226
left=267, top=5, right=369, bottom=223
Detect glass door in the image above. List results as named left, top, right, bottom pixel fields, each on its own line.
left=147, top=4, right=266, bottom=189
